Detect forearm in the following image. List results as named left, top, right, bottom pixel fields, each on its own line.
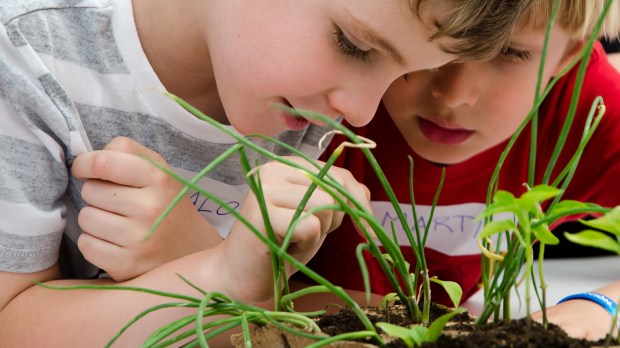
left=0, top=247, right=237, bottom=347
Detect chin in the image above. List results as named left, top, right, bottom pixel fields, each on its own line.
left=417, top=151, right=472, bottom=166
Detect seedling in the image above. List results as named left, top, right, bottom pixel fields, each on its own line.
left=376, top=308, right=466, bottom=347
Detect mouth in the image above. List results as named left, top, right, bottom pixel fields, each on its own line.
left=280, top=98, right=311, bottom=131
left=417, top=116, right=474, bottom=145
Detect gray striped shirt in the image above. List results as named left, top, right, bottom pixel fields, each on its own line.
left=0, top=0, right=332, bottom=277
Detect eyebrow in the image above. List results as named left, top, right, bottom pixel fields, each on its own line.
left=347, top=12, right=407, bottom=67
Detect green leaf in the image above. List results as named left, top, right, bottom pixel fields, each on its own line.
left=580, top=207, right=620, bottom=236
left=382, top=254, right=411, bottom=271
left=380, top=293, right=400, bottom=308
left=425, top=308, right=466, bottom=342
left=479, top=220, right=518, bottom=239
left=564, top=230, right=620, bottom=254
left=475, top=191, right=517, bottom=220
left=409, top=326, right=427, bottom=346
left=494, top=190, right=516, bottom=205
left=533, top=223, right=559, bottom=245
left=383, top=253, right=395, bottom=265
left=522, top=185, right=562, bottom=203
left=518, top=195, right=542, bottom=216
left=376, top=322, right=415, bottom=347
left=430, top=278, right=463, bottom=308
left=548, top=200, right=601, bottom=216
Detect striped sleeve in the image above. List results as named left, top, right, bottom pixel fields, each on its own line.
left=0, top=19, right=71, bottom=273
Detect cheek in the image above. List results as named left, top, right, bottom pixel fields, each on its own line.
left=383, top=79, right=428, bottom=117
left=232, top=44, right=341, bottom=97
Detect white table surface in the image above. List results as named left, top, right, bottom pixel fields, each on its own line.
left=464, top=255, right=620, bottom=318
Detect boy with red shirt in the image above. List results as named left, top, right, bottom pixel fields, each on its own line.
left=304, top=1, right=620, bottom=340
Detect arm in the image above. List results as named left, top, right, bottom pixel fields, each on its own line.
left=532, top=281, right=620, bottom=340
left=0, top=156, right=370, bottom=346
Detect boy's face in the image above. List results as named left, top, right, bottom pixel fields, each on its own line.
left=383, top=23, right=580, bottom=165
left=205, top=0, right=456, bottom=136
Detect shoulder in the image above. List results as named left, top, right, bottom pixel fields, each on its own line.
left=1, top=0, right=112, bottom=24
left=575, top=43, right=620, bottom=109
left=545, top=43, right=620, bottom=124
left=2, top=0, right=126, bottom=77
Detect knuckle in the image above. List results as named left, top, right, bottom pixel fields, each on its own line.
left=304, top=215, right=323, bottom=236
left=90, top=152, right=114, bottom=176
left=151, top=168, right=175, bottom=186
left=108, top=136, right=134, bottom=151
left=141, top=200, right=164, bottom=217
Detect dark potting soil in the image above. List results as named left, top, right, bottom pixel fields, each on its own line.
left=316, top=303, right=610, bottom=348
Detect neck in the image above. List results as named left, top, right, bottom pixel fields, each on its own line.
left=131, top=0, right=227, bottom=123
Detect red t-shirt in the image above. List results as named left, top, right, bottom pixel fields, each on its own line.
left=298, top=43, right=620, bottom=306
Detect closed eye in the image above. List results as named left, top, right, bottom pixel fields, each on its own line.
left=500, top=46, right=531, bottom=62
left=333, top=25, right=372, bottom=63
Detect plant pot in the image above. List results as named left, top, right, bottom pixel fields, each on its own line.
left=230, top=324, right=378, bottom=348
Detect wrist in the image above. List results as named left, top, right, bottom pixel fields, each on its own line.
left=558, top=291, right=618, bottom=326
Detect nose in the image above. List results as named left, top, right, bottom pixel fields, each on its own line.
left=430, top=63, right=480, bottom=108
left=326, top=79, right=389, bottom=128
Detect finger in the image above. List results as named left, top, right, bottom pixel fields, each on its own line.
left=77, top=230, right=131, bottom=273
left=78, top=206, right=136, bottom=247
left=268, top=206, right=324, bottom=256
left=316, top=167, right=371, bottom=234
left=73, top=150, right=164, bottom=187
left=261, top=182, right=339, bottom=233
left=80, top=177, right=179, bottom=219
left=104, top=137, right=165, bottom=164
left=80, top=179, right=144, bottom=216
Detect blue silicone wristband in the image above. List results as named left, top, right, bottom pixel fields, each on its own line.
left=558, top=292, right=618, bottom=318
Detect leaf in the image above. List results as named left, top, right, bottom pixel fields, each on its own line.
left=533, top=223, right=559, bottom=245
left=479, top=220, right=518, bottom=239
left=382, top=253, right=395, bottom=265
left=425, top=308, right=466, bottom=342
left=493, top=190, right=517, bottom=205
left=430, top=277, right=463, bottom=308
left=409, top=326, right=427, bottom=346
left=475, top=191, right=517, bottom=220
left=547, top=200, right=601, bottom=217
left=522, top=185, right=562, bottom=203
left=580, top=207, right=620, bottom=236
left=382, top=254, right=411, bottom=271
left=564, top=230, right=620, bottom=254
left=376, top=322, right=415, bottom=347
left=381, top=293, right=400, bottom=308
left=518, top=195, right=542, bottom=216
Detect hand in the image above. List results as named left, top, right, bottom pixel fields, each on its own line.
left=220, top=156, right=370, bottom=303
left=72, top=137, right=222, bottom=281
left=531, top=298, right=616, bottom=340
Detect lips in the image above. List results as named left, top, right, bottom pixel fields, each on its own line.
left=417, top=116, right=473, bottom=145
left=280, top=98, right=310, bottom=131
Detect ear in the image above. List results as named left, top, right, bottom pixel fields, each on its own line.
left=551, top=40, right=586, bottom=76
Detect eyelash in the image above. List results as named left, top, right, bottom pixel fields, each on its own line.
left=333, top=26, right=372, bottom=63
left=500, top=46, right=531, bottom=62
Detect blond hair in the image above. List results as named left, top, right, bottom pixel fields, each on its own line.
left=520, top=0, right=620, bottom=40
left=414, top=0, right=536, bottom=61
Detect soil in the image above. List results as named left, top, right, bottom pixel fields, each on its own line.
left=316, top=303, right=612, bottom=348
left=231, top=303, right=616, bottom=347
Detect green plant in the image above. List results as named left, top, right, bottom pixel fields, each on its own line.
left=477, top=0, right=615, bottom=331
left=564, top=206, right=620, bottom=255
left=475, top=185, right=610, bottom=324
left=376, top=308, right=466, bottom=347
